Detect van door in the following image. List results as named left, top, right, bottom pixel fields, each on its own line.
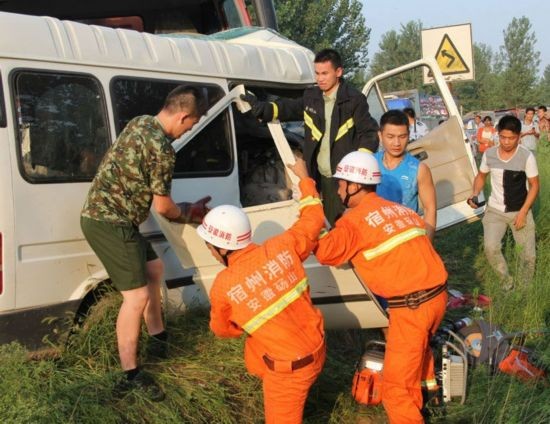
left=362, top=58, right=484, bottom=229
left=155, top=90, right=388, bottom=330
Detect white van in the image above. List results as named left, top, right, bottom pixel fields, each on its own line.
left=0, top=12, right=482, bottom=349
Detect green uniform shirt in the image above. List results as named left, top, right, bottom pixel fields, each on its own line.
left=82, top=115, right=175, bottom=226
left=317, top=87, right=338, bottom=178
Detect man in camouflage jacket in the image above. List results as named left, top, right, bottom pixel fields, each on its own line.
left=81, top=86, right=209, bottom=400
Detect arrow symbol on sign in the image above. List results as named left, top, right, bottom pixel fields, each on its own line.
left=441, top=49, right=455, bottom=67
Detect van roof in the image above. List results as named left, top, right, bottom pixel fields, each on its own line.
left=0, top=12, right=315, bottom=85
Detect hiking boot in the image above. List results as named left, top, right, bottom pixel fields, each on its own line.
left=115, top=371, right=165, bottom=402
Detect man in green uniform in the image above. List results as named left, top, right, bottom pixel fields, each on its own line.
left=81, top=85, right=209, bottom=400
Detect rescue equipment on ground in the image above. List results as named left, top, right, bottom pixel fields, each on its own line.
left=433, top=319, right=547, bottom=404
left=351, top=341, right=385, bottom=405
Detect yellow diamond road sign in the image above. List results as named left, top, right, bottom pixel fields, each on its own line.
left=435, top=34, right=470, bottom=75
left=421, top=23, right=474, bottom=83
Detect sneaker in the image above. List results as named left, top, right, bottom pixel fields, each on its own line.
left=115, top=371, right=165, bottom=402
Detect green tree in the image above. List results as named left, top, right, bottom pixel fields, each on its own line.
left=274, top=0, right=371, bottom=83
left=535, top=64, right=550, bottom=104
left=498, top=16, right=540, bottom=108
left=367, top=21, right=423, bottom=92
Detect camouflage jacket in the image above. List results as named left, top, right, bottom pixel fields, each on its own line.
left=81, top=115, right=175, bottom=226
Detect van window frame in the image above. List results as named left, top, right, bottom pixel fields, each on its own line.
left=10, top=68, right=111, bottom=184
left=110, top=75, right=234, bottom=179
left=0, top=72, right=6, bottom=128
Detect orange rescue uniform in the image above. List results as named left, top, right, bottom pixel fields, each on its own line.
left=209, top=178, right=326, bottom=424
left=315, top=192, right=447, bottom=423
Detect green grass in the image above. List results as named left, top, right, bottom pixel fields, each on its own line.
left=1, top=145, right=548, bottom=423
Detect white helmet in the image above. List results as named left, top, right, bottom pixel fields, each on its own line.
left=333, top=151, right=381, bottom=185
left=196, top=205, right=252, bottom=250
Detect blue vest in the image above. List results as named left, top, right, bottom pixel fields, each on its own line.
left=375, top=151, right=420, bottom=212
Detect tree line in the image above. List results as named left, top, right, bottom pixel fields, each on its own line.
left=273, top=0, right=549, bottom=113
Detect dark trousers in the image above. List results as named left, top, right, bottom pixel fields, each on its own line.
left=320, top=175, right=345, bottom=227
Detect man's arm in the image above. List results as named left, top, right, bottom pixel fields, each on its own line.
left=210, top=290, right=244, bottom=338
left=354, top=96, right=379, bottom=153
left=417, top=162, right=436, bottom=241
left=514, top=176, right=539, bottom=230
left=152, top=194, right=181, bottom=220
left=314, top=220, right=361, bottom=266
left=285, top=158, right=325, bottom=260
left=468, top=170, right=488, bottom=208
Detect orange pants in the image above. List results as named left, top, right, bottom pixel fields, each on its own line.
left=261, top=343, right=326, bottom=424
left=382, top=291, right=447, bottom=424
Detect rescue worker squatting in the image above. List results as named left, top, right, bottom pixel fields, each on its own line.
left=315, top=151, right=448, bottom=423
left=197, top=158, right=326, bottom=424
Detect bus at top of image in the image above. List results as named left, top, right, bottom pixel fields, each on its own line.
left=0, top=0, right=278, bottom=34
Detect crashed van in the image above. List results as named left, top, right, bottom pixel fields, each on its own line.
left=0, top=12, right=483, bottom=348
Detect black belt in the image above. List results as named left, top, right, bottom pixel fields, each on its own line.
left=387, top=283, right=447, bottom=309
left=263, top=354, right=314, bottom=372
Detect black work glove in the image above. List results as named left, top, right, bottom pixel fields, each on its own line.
left=240, top=93, right=274, bottom=122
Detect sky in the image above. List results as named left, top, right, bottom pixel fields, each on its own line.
left=361, top=0, right=550, bottom=73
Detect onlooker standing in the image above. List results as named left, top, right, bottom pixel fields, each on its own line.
left=520, top=107, right=539, bottom=153
left=375, top=110, right=437, bottom=241
left=403, top=107, right=429, bottom=142
left=81, top=86, right=209, bottom=400
left=476, top=116, right=497, bottom=155
left=537, top=105, right=549, bottom=140
left=468, top=115, right=539, bottom=287
left=241, top=49, right=379, bottom=225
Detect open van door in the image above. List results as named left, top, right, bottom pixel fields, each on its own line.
left=155, top=86, right=388, bottom=330
left=362, top=58, right=485, bottom=229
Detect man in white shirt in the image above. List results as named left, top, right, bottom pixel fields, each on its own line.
left=468, top=115, right=539, bottom=288
left=520, top=107, right=539, bottom=153
left=403, top=107, right=429, bottom=142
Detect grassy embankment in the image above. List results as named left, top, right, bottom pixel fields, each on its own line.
left=1, top=143, right=548, bottom=423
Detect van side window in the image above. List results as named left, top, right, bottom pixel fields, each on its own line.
left=13, top=71, right=110, bottom=182
left=111, top=78, right=232, bottom=178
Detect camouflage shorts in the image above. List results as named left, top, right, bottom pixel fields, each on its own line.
left=80, top=216, right=158, bottom=291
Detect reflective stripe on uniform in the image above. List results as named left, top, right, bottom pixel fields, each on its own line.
left=362, top=227, right=426, bottom=261
left=421, top=379, right=438, bottom=390
left=271, top=102, right=279, bottom=121
left=358, top=147, right=372, bottom=153
left=335, top=118, right=354, bottom=141
left=304, top=111, right=322, bottom=141
left=299, top=195, right=322, bottom=209
left=318, top=228, right=329, bottom=239
left=242, top=278, right=309, bottom=334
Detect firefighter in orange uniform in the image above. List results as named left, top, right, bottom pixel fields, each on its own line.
left=197, top=158, right=326, bottom=424
left=315, top=151, right=447, bottom=423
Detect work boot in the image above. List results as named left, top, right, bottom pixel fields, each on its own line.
left=114, top=370, right=165, bottom=402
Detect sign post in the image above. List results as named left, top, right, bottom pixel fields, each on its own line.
left=421, top=23, right=474, bottom=84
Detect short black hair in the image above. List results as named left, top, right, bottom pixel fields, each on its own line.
left=380, top=110, right=409, bottom=131
left=403, top=107, right=415, bottom=119
left=525, top=107, right=535, bottom=114
left=475, top=114, right=482, bottom=119
left=163, top=85, right=207, bottom=117
left=539, top=105, right=547, bottom=112
left=497, top=115, right=521, bottom=134
left=314, top=49, right=343, bottom=70
left=483, top=115, right=492, bottom=123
